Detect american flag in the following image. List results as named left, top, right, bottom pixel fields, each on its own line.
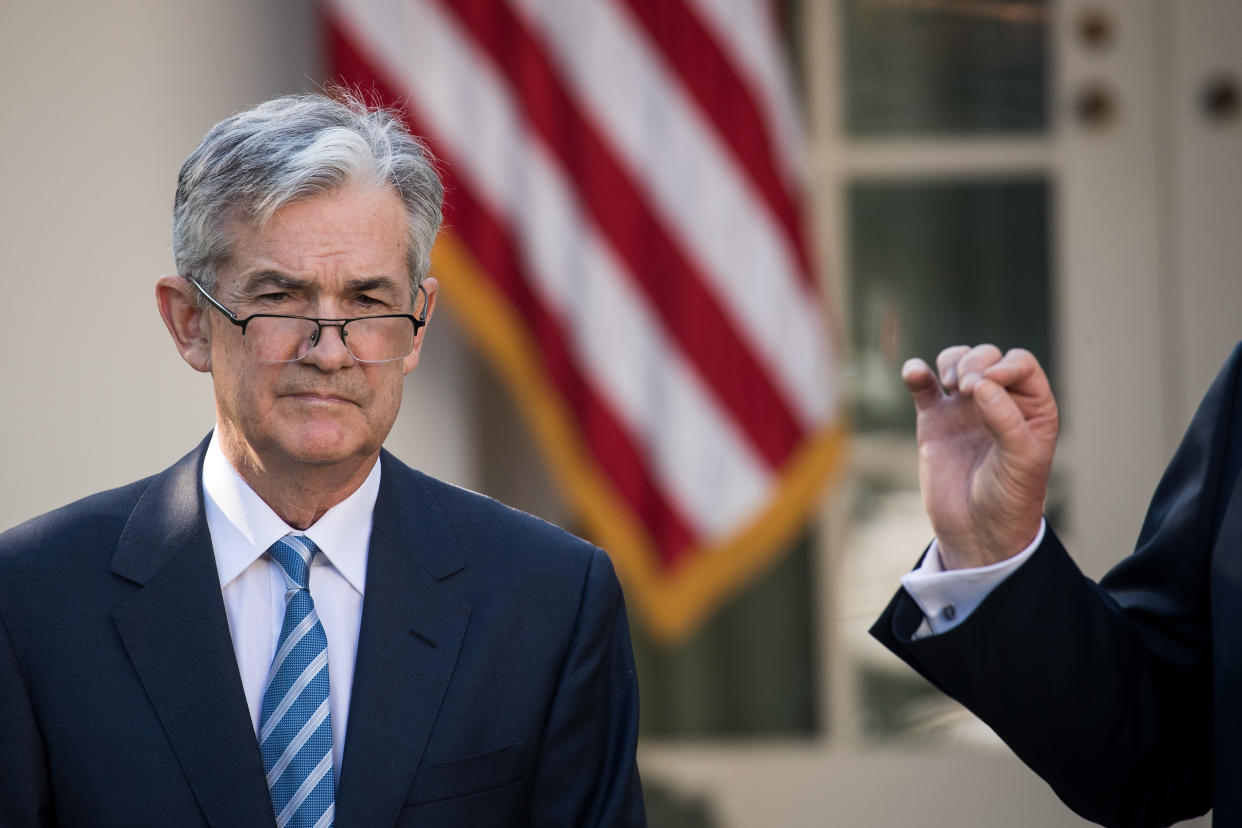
left=326, top=0, right=842, bottom=641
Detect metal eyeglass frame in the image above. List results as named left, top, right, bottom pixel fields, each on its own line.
left=186, top=275, right=429, bottom=364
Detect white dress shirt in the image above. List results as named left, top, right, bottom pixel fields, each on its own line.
left=901, top=518, right=1046, bottom=638
left=202, top=431, right=378, bottom=773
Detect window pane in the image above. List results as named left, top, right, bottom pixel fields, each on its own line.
left=841, top=0, right=1049, bottom=135
left=848, top=177, right=1053, bottom=431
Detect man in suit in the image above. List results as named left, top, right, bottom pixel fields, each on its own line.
left=872, top=342, right=1242, bottom=826
left=0, top=93, right=645, bottom=827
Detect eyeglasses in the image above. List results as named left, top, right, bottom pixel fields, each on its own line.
left=188, top=276, right=429, bottom=364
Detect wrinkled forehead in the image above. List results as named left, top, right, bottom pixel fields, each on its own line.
left=218, top=185, right=413, bottom=298
left=221, top=183, right=409, bottom=269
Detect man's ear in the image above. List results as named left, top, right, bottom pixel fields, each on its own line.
left=156, top=275, right=212, bottom=372
left=402, top=276, right=438, bottom=376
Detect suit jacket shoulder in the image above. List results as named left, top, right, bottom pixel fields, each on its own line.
left=1, top=433, right=207, bottom=588
left=0, top=469, right=168, bottom=644
left=0, top=475, right=153, bottom=567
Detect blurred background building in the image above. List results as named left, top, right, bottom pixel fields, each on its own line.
left=1, top=1, right=1239, bottom=825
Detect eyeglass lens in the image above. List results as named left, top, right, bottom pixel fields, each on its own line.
left=245, top=316, right=416, bottom=363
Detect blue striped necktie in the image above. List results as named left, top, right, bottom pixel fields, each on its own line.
left=259, top=534, right=336, bottom=828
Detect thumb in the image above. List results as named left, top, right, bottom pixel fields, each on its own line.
left=902, top=358, right=942, bottom=412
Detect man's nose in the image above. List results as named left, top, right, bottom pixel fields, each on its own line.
left=301, top=322, right=355, bottom=369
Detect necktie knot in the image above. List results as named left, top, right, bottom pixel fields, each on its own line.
left=269, top=535, right=317, bottom=591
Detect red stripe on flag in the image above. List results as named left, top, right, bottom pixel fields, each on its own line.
left=617, top=0, right=816, bottom=290
left=437, top=0, right=806, bottom=470
left=328, top=16, right=699, bottom=568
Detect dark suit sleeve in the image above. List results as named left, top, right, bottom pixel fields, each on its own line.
left=0, top=601, right=54, bottom=826
left=872, top=342, right=1242, bottom=827
left=529, top=547, right=645, bottom=827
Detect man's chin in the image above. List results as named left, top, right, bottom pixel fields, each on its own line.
left=274, top=423, right=375, bottom=468
left=283, top=441, right=370, bottom=467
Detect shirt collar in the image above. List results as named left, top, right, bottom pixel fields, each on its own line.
left=202, top=430, right=379, bottom=595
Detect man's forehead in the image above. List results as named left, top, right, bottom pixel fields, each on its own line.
left=217, top=186, right=411, bottom=292
left=228, top=183, right=406, bottom=242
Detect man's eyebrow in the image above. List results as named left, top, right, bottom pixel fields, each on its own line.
left=240, top=271, right=308, bottom=292
left=346, top=276, right=402, bottom=293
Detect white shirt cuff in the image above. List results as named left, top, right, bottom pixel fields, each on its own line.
left=900, top=518, right=1047, bottom=638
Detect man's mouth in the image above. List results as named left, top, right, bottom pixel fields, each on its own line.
left=282, top=391, right=358, bottom=406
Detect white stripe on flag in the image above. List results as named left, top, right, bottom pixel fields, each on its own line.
left=685, top=0, right=809, bottom=188
left=512, top=142, right=772, bottom=536
left=510, top=0, right=834, bottom=425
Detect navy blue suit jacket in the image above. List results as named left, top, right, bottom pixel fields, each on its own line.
left=873, top=343, right=1242, bottom=827
left=0, top=439, right=645, bottom=827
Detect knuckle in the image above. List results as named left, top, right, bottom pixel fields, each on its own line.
left=957, top=344, right=1001, bottom=375
left=971, top=343, right=1002, bottom=360
left=1005, top=347, right=1036, bottom=367
left=937, top=345, right=970, bottom=371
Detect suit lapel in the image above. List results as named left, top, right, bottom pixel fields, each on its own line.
left=335, top=452, right=471, bottom=827
left=111, top=441, right=274, bottom=828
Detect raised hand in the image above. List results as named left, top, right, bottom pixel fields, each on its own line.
left=903, top=344, right=1060, bottom=570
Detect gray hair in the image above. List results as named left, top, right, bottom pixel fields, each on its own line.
left=172, top=92, right=444, bottom=304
